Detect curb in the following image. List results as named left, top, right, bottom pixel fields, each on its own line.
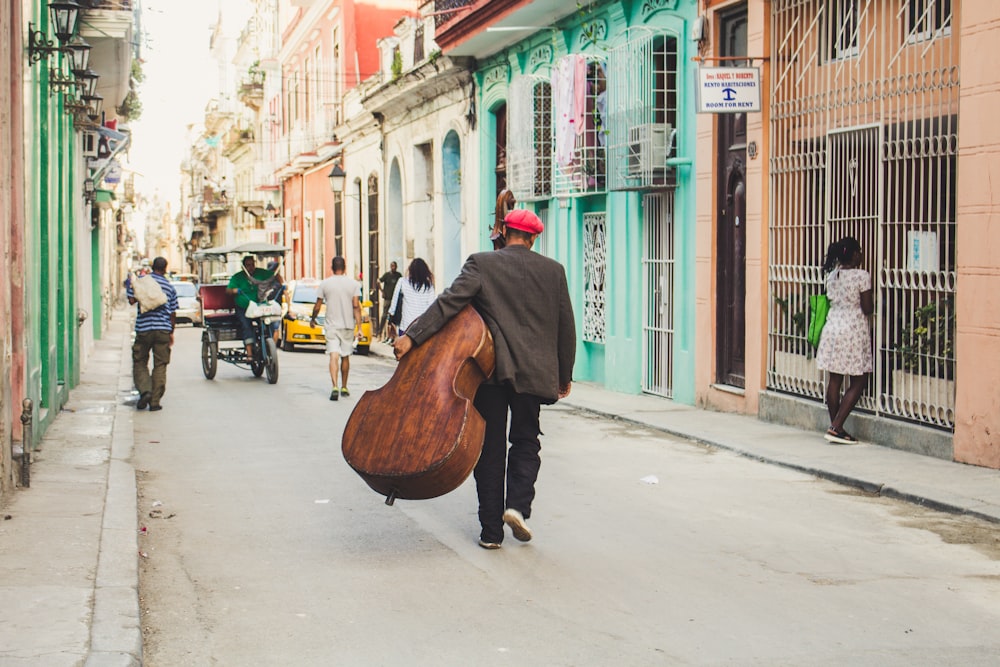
left=87, top=319, right=141, bottom=667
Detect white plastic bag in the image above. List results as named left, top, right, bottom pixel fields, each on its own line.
left=133, top=275, right=167, bottom=313
left=245, top=299, right=282, bottom=318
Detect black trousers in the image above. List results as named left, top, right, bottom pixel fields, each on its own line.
left=472, top=383, right=542, bottom=543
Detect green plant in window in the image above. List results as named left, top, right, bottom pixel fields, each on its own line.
left=774, top=292, right=812, bottom=356
left=895, top=297, right=955, bottom=378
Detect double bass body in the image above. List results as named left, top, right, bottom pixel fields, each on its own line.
left=341, top=306, right=495, bottom=504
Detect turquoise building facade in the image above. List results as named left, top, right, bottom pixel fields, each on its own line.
left=471, top=0, right=698, bottom=403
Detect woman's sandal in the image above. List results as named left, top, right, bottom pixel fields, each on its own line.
left=824, top=427, right=858, bottom=444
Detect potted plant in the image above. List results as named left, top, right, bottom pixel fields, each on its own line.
left=892, top=297, right=956, bottom=421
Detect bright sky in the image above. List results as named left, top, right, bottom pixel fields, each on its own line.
left=129, top=0, right=252, bottom=213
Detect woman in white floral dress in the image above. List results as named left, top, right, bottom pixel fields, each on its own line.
left=816, top=237, right=873, bottom=444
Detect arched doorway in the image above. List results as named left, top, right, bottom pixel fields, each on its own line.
left=441, top=130, right=462, bottom=285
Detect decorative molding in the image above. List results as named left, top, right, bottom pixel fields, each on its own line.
left=640, top=0, right=679, bottom=21
left=528, top=44, right=553, bottom=71
left=579, top=19, right=608, bottom=48
left=483, top=64, right=509, bottom=89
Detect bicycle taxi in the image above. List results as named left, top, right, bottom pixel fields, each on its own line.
left=193, top=241, right=288, bottom=384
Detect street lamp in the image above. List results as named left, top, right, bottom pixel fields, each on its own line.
left=27, top=1, right=83, bottom=66
left=73, top=68, right=99, bottom=98
left=49, top=1, right=83, bottom=43
left=328, top=164, right=346, bottom=194
left=83, top=92, right=103, bottom=118
left=65, top=35, right=91, bottom=71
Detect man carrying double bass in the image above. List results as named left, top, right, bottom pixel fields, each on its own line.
left=394, top=209, right=576, bottom=549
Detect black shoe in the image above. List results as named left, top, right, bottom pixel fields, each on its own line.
left=330, top=389, right=339, bottom=401
left=149, top=405, right=163, bottom=412
left=136, top=392, right=151, bottom=410
left=824, top=427, right=857, bottom=444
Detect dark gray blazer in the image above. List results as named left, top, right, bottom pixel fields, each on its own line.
left=404, top=245, right=576, bottom=403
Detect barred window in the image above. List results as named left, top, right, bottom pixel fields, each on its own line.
left=553, top=55, right=607, bottom=196
left=508, top=76, right=553, bottom=201
left=907, top=0, right=951, bottom=42
left=607, top=29, right=678, bottom=191
left=822, top=0, right=859, bottom=63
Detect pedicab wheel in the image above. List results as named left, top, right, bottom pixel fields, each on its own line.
left=251, top=356, right=265, bottom=377
left=265, top=338, right=279, bottom=384
left=202, top=339, right=218, bottom=379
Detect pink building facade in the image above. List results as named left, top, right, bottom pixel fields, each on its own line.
left=692, top=0, right=1000, bottom=468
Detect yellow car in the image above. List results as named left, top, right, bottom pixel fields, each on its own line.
left=278, top=279, right=373, bottom=355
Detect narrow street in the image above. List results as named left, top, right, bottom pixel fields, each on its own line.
left=133, top=327, right=1000, bottom=666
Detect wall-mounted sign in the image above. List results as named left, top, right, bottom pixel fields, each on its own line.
left=696, top=67, right=761, bottom=113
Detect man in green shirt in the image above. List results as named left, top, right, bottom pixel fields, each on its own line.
left=227, top=255, right=277, bottom=360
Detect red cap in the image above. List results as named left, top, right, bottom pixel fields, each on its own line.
left=504, top=209, right=544, bottom=235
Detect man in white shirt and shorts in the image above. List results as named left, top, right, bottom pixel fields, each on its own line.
left=310, top=256, right=362, bottom=401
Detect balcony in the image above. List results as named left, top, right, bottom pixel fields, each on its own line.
left=222, top=127, right=255, bottom=160
left=433, top=0, right=578, bottom=57
left=79, top=1, right=133, bottom=8
left=79, top=0, right=135, bottom=118
left=238, top=64, right=266, bottom=111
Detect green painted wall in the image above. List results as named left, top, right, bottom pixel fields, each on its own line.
left=26, top=0, right=78, bottom=435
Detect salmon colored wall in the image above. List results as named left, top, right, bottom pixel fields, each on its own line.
left=283, top=173, right=304, bottom=280
left=953, top=2, right=1000, bottom=468
left=7, top=2, right=25, bottom=444
left=348, top=3, right=418, bottom=87
left=695, top=0, right=770, bottom=415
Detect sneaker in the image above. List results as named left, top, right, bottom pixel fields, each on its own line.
left=478, top=539, right=501, bottom=550
left=330, top=389, right=339, bottom=401
left=149, top=405, right=163, bottom=412
left=503, top=508, right=532, bottom=542
left=824, top=427, right=857, bottom=444
left=136, top=392, right=151, bottom=410
left=340, top=387, right=350, bottom=397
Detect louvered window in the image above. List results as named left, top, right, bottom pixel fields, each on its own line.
left=508, top=76, right=553, bottom=201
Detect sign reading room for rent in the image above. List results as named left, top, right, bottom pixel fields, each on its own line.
left=696, top=67, right=761, bottom=113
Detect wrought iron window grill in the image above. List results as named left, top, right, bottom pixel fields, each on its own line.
left=508, top=75, right=553, bottom=202
left=553, top=54, right=608, bottom=197
left=583, top=212, right=607, bottom=344
left=607, top=27, right=679, bottom=192
left=768, top=0, right=958, bottom=430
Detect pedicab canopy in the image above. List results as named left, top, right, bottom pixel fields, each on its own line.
left=192, top=241, right=290, bottom=261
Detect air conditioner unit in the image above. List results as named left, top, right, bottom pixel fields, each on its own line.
left=82, top=131, right=99, bottom=158
left=627, top=123, right=671, bottom=176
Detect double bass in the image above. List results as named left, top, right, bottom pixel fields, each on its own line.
left=341, top=306, right=495, bottom=505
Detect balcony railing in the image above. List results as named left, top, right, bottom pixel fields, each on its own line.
left=80, top=0, right=133, bottom=9
left=433, top=0, right=474, bottom=28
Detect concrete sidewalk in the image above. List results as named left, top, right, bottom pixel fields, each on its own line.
left=0, top=310, right=140, bottom=666
left=1, top=323, right=997, bottom=666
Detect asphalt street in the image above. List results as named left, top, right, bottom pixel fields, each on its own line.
left=1, top=310, right=999, bottom=666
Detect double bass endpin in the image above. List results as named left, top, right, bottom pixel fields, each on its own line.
left=385, top=489, right=397, bottom=506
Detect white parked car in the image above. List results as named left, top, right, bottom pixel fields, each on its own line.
left=171, top=281, right=203, bottom=327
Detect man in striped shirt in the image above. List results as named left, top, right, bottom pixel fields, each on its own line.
left=126, top=256, right=178, bottom=411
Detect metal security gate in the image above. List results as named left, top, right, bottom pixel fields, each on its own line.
left=769, top=0, right=958, bottom=429
left=642, top=193, right=674, bottom=398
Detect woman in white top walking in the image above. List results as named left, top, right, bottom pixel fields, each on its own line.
left=389, top=258, right=436, bottom=336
